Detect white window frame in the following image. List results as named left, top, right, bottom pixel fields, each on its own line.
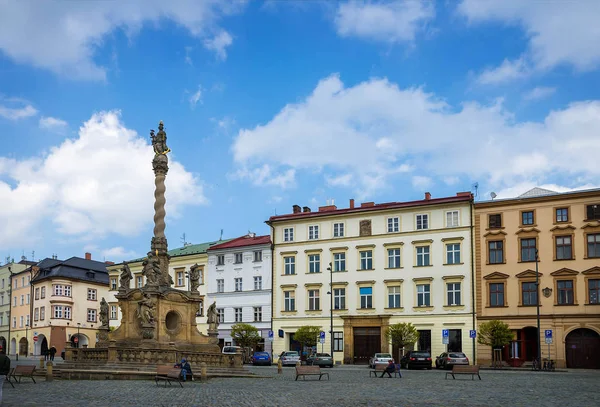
left=387, top=248, right=401, bottom=268
left=87, top=288, right=97, bottom=301
left=234, top=278, right=243, bottom=292
left=446, top=210, right=459, bottom=227
left=417, top=284, right=431, bottom=307
left=234, top=307, right=243, bottom=322
left=253, top=276, right=262, bottom=290
left=284, top=291, right=295, bottom=311
left=234, top=252, right=243, bottom=264
left=253, top=306, right=262, bottom=322
left=333, top=222, right=344, bottom=238
left=87, top=309, right=97, bottom=322
left=360, top=250, right=373, bottom=270
left=217, top=255, right=225, bottom=266
left=217, top=308, right=224, bottom=323
left=333, top=288, right=346, bottom=310
left=177, top=271, right=184, bottom=286
left=333, top=252, right=346, bottom=272
left=308, top=289, right=320, bottom=311
left=416, top=246, right=431, bottom=267
left=65, top=306, right=72, bottom=319
left=254, top=251, right=262, bottom=262
left=110, top=305, right=118, bottom=320
left=446, top=243, right=461, bottom=265
left=388, top=286, right=401, bottom=308
left=416, top=214, right=429, bottom=230
left=308, top=254, right=320, bottom=273
left=308, top=225, right=319, bottom=240
left=54, top=306, right=63, bottom=319
left=65, top=285, right=72, bottom=297
left=137, top=276, right=143, bottom=288
left=284, top=256, right=296, bottom=275
left=40, top=307, right=45, bottom=321
left=283, top=227, right=294, bottom=242
left=387, top=217, right=399, bottom=233
left=217, top=279, right=224, bottom=293
left=447, top=282, right=461, bottom=306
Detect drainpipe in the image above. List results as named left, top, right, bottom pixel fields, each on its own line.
left=7, top=266, right=13, bottom=356
left=470, top=197, right=476, bottom=364
left=266, top=220, right=275, bottom=360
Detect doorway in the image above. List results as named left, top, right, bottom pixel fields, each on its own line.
left=565, top=328, right=600, bottom=369
left=353, top=327, right=380, bottom=364
left=18, top=337, right=28, bottom=356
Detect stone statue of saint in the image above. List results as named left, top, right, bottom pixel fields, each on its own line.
left=150, top=121, right=170, bottom=155
left=189, top=263, right=201, bottom=292
left=119, top=262, right=133, bottom=290
left=99, top=297, right=109, bottom=327
left=142, top=252, right=161, bottom=286
left=207, top=301, right=218, bottom=328
left=137, top=293, right=156, bottom=325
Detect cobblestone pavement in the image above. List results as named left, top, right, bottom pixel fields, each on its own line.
left=3, top=365, right=598, bottom=407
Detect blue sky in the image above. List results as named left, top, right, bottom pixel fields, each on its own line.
left=1, top=0, right=599, bottom=263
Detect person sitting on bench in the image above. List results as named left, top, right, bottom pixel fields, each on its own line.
left=381, top=359, right=396, bottom=378
left=174, top=358, right=192, bottom=382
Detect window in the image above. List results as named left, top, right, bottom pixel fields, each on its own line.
left=449, top=329, right=462, bottom=352
left=489, top=214, right=502, bottom=228
left=0, top=315, right=3, bottom=326
left=176, top=271, right=184, bottom=286
left=26, top=315, right=30, bottom=326
left=388, top=286, right=401, bottom=308
left=19, top=316, right=23, bottom=327
left=137, top=276, right=143, bottom=288
left=253, top=307, right=262, bottom=322
left=1, top=279, right=3, bottom=289
left=254, top=251, right=262, bottom=262
left=53, top=285, right=63, bottom=296
left=416, top=246, right=430, bottom=267
left=34, top=308, right=39, bottom=321
left=65, top=285, right=72, bottom=296
left=522, top=211, right=534, bottom=225
left=87, top=309, right=97, bottom=322
left=12, top=317, right=16, bottom=328
left=253, top=276, right=262, bottom=290
left=308, top=290, right=320, bottom=310
left=110, top=278, right=117, bottom=290
left=217, top=279, right=224, bottom=293
left=556, top=236, right=573, bottom=260
left=110, top=305, right=118, bottom=320
left=308, top=254, right=320, bottom=273
left=41, top=286, right=45, bottom=299
left=333, top=332, right=344, bottom=352
left=489, top=283, right=505, bottom=307
left=359, top=287, right=373, bottom=309
left=387, top=249, right=401, bottom=269
left=0, top=295, right=3, bottom=305
left=234, top=253, right=243, bottom=264
left=12, top=297, right=16, bottom=307
left=521, top=238, right=537, bottom=262
left=235, top=278, right=243, bottom=292
left=217, top=308, right=224, bottom=323
left=40, top=307, right=45, bottom=321
left=417, top=284, right=431, bottom=307
left=53, top=306, right=63, bottom=319
left=308, top=225, right=319, bottom=240
left=35, top=288, right=40, bottom=300
left=87, top=288, right=97, bottom=301
left=283, top=228, right=294, bottom=242
left=387, top=217, right=399, bottom=233
left=587, top=234, right=600, bottom=258
left=360, top=250, right=373, bottom=270
left=589, top=279, right=600, bottom=304
left=446, top=211, right=459, bottom=227
left=21, top=277, right=24, bottom=287
left=26, top=293, right=30, bottom=304
left=488, top=241, right=504, bottom=264
left=522, top=282, right=537, bottom=306
left=416, top=214, right=428, bottom=230
left=333, top=253, right=346, bottom=272
left=217, top=255, right=225, bottom=266
left=333, top=223, right=344, bottom=237
left=333, top=288, right=345, bottom=310
left=20, top=295, right=24, bottom=305
left=557, top=280, right=574, bottom=305
left=284, top=291, right=295, bottom=311
left=446, top=243, right=461, bottom=265
left=65, top=306, right=71, bottom=319
left=556, top=208, right=569, bottom=222
left=586, top=204, right=600, bottom=220
left=447, top=283, right=461, bottom=306
left=284, top=256, right=296, bottom=275
left=234, top=308, right=242, bottom=322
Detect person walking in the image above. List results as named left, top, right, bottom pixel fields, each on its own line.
left=0, top=349, right=11, bottom=404
left=49, top=346, right=57, bottom=361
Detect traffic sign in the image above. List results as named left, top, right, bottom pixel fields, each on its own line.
left=33, top=335, right=39, bottom=342
left=268, top=330, right=274, bottom=342
left=74, top=337, right=79, bottom=343
left=545, top=337, right=553, bottom=344
left=319, top=331, right=325, bottom=344
left=545, top=330, right=552, bottom=339
left=442, top=337, right=449, bottom=345
left=469, top=330, right=476, bottom=339
left=442, top=329, right=449, bottom=338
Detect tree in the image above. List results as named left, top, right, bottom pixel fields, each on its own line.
left=477, top=320, right=514, bottom=363
left=230, top=323, right=261, bottom=349
left=294, top=325, right=321, bottom=349
left=385, top=323, right=420, bottom=350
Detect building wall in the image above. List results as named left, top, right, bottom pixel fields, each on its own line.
left=475, top=191, right=600, bottom=368
left=9, top=269, right=33, bottom=355
left=271, top=197, right=475, bottom=364
left=0, top=262, right=28, bottom=353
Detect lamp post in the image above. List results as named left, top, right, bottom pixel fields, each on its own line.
left=25, top=323, right=29, bottom=356
left=326, top=262, right=333, bottom=360
left=77, top=322, right=81, bottom=348
left=535, top=249, right=541, bottom=364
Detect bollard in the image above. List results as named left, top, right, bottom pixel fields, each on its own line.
left=46, top=361, right=53, bottom=382
left=277, top=358, right=282, bottom=374
left=296, top=359, right=301, bottom=367
left=200, top=362, right=207, bottom=382
left=39, top=357, right=44, bottom=369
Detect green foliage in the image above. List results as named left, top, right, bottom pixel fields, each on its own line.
left=477, top=320, right=514, bottom=348
left=385, top=323, right=420, bottom=348
left=294, top=325, right=322, bottom=348
left=230, top=323, right=261, bottom=348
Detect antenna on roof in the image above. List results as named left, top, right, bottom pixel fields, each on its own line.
left=219, top=229, right=224, bottom=241
left=181, top=233, right=189, bottom=247
left=472, top=182, right=479, bottom=200
left=31, top=251, right=35, bottom=262
left=490, top=192, right=497, bottom=200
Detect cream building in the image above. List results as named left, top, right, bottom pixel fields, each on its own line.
left=268, top=192, right=475, bottom=365
left=9, top=266, right=33, bottom=356
left=31, top=254, right=110, bottom=356
left=475, top=187, right=600, bottom=369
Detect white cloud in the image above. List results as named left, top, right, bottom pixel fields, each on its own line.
left=443, top=176, right=460, bottom=186
left=232, top=74, right=600, bottom=197
left=412, top=175, right=432, bottom=189
left=477, top=57, right=529, bottom=85
left=189, top=86, right=202, bottom=108
left=492, top=183, right=600, bottom=200
left=0, top=99, right=37, bottom=120
left=459, top=0, right=600, bottom=80
left=231, top=164, right=296, bottom=189
left=39, top=116, right=68, bottom=131
left=0, top=1, right=243, bottom=80
left=203, top=30, right=233, bottom=60
left=326, top=173, right=353, bottom=187
left=335, top=0, right=435, bottom=43
left=523, top=86, right=556, bottom=101
left=0, top=110, right=206, bottom=250
left=100, top=246, right=138, bottom=261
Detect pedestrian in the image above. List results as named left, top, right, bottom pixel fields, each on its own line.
left=0, top=348, right=11, bottom=404
left=381, top=359, right=396, bottom=378
left=174, top=358, right=192, bottom=382
left=43, top=349, right=48, bottom=361
left=49, top=346, right=56, bottom=361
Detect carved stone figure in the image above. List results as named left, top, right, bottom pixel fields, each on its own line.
left=136, top=293, right=157, bottom=325
left=119, top=262, right=133, bottom=290
left=150, top=121, right=170, bottom=155
left=142, top=252, right=161, bottom=286
left=99, top=297, right=109, bottom=327
left=189, top=263, right=202, bottom=292
left=359, top=219, right=372, bottom=236
left=207, top=301, right=218, bottom=329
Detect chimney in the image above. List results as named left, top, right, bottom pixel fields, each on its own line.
left=85, top=252, right=92, bottom=260
left=349, top=199, right=355, bottom=209
left=318, top=205, right=337, bottom=212
left=303, top=206, right=312, bottom=213
left=292, top=205, right=301, bottom=214
left=105, top=261, right=115, bottom=265
left=456, top=191, right=471, bottom=198
left=361, top=202, right=375, bottom=208
left=424, top=192, right=431, bottom=200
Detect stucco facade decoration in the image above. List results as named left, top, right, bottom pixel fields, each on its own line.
left=475, top=187, right=600, bottom=369
left=268, top=192, right=475, bottom=365
left=206, top=233, right=272, bottom=354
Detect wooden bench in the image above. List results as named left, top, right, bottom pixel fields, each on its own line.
left=10, top=365, right=36, bottom=384
left=370, top=364, right=401, bottom=378
left=154, top=365, right=185, bottom=387
left=295, top=366, right=329, bottom=381
left=4, top=368, right=15, bottom=388
left=445, top=365, right=481, bottom=380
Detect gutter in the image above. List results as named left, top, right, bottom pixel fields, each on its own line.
left=470, top=197, right=476, bottom=364
left=265, top=220, right=275, bottom=359
left=7, top=266, right=13, bottom=355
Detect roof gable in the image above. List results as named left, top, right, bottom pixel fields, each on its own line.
left=208, top=234, right=271, bottom=251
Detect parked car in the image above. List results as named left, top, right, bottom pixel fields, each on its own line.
left=251, top=351, right=272, bottom=366
left=400, top=351, right=432, bottom=370
left=222, top=346, right=242, bottom=355
left=369, top=353, right=393, bottom=368
left=279, top=351, right=300, bottom=366
left=306, top=353, right=334, bottom=368
left=435, top=352, right=469, bottom=369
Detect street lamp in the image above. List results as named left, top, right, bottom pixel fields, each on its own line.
left=326, top=262, right=333, bottom=360
left=25, top=323, right=29, bottom=356
left=77, top=322, right=81, bottom=348
left=535, top=249, right=541, bottom=365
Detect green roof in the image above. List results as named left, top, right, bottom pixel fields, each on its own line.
left=121, top=239, right=233, bottom=265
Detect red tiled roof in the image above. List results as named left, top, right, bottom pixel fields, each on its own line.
left=207, top=234, right=271, bottom=250
left=267, top=193, right=473, bottom=223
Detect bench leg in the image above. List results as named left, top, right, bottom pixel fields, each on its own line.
left=178, top=380, right=183, bottom=388
left=295, top=375, right=299, bottom=381
left=478, top=374, right=481, bottom=380
left=30, top=376, right=36, bottom=384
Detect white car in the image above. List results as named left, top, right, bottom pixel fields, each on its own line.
left=369, top=353, right=393, bottom=368
left=279, top=351, right=300, bottom=366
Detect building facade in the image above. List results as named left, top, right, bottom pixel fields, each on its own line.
left=475, top=187, right=600, bottom=369
left=206, top=234, right=272, bottom=354
left=31, top=253, right=110, bottom=356
left=0, top=259, right=34, bottom=354
left=268, top=192, right=475, bottom=365
left=9, top=266, right=33, bottom=356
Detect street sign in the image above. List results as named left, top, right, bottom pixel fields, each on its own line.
left=545, top=330, right=552, bottom=339
left=33, top=335, right=39, bottom=342
left=442, top=337, right=449, bottom=345
left=319, top=331, right=326, bottom=344
left=74, top=337, right=79, bottom=343
left=469, top=330, right=476, bottom=339
left=268, top=330, right=274, bottom=341
left=442, top=329, right=449, bottom=338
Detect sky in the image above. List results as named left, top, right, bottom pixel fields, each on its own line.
left=1, top=0, right=600, bottom=264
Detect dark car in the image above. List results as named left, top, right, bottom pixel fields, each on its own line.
left=306, top=353, right=334, bottom=368
left=251, top=351, right=272, bottom=366
left=435, top=352, right=469, bottom=369
left=400, top=351, right=432, bottom=370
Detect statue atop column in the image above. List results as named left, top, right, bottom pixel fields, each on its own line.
left=119, top=261, right=133, bottom=290
left=142, top=251, right=161, bottom=287
left=207, top=301, right=219, bottom=333
left=150, top=121, right=171, bottom=155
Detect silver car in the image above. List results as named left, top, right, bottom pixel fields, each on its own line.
left=279, top=351, right=300, bottom=366
left=369, top=353, right=393, bottom=368
left=435, top=352, right=469, bottom=369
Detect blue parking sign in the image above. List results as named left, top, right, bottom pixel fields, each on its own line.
left=320, top=331, right=325, bottom=339
left=469, top=330, right=476, bottom=339
left=442, top=329, right=449, bottom=338
left=545, top=330, right=552, bottom=339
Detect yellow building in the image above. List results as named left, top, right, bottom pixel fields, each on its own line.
left=475, top=187, right=600, bottom=368
left=268, top=193, right=475, bottom=365
left=9, top=266, right=33, bottom=356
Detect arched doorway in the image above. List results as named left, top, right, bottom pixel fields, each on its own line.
left=70, top=333, right=89, bottom=348
left=565, top=329, right=600, bottom=369
left=34, top=334, right=49, bottom=356
left=0, top=336, right=6, bottom=353
left=10, top=338, right=16, bottom=355
left=19, top=337, right=28, bottom=356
